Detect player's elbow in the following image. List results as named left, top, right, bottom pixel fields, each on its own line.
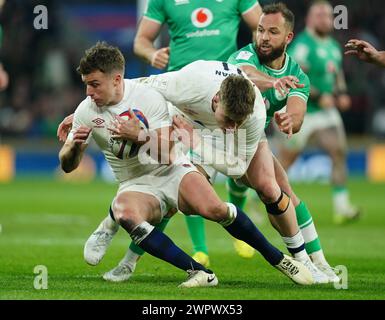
left=60, top=159, right=76, bottom=173
left=59, top=151, right=77, bottom=173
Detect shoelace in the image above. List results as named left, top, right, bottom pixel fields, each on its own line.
left=112, top=264, right=133, bottom=275
left=185, top=269, right=200, bottom=281
left=93, top=231, right=112, bottom=249
left=280, top=259, right=299, bottom=275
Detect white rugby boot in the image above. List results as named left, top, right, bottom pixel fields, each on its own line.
left=314, top=263, right=340, bottom=283
left=84, top=216, right=119, bottom=266
left=103, top=262, right=136, bottom=282
left=275, top=254, right=313, bottom=285
left=301, top=258, right=329, bottom=284
left=178, top=270, right=218, bottom=288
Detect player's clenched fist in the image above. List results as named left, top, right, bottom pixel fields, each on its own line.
left=151, top=47, right=170, bottom=70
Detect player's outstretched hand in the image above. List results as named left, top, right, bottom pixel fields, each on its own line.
left=151, top=47, right=170, bottom=70
left=57, top=113, right=74, bottom=142
left=274, top=111, right=293, bottom=139
left=273, top=75, right=304, bottom=97
left=345, top=39, right=379, bottom=62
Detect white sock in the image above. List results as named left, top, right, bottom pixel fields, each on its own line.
left=310, top=250, right=328, bottom=266
left=120, top=248, right=140, bottom=268
left=281, top=231, right=309, bottom=262
left=104, top=215, right=120, bottom=234
left=333, top=189, right=351, bottom=214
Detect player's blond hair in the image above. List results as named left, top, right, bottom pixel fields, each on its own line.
left=77, top=41, right=125, bottom=75
left=219, top=75, right=255, bottom=124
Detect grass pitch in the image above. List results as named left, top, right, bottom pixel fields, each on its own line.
left=0, top=178, right=384, bottom=300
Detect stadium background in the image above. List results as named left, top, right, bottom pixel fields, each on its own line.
left=0, top=0, right=384, bottom=300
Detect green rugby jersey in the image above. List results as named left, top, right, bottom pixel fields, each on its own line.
left=228, top=43, right=310, bottom=127
left=288, top=29, right=342, bottom=113
left=144, top=0, right=259, bottom=71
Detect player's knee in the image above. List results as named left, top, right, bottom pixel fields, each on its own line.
left=199, top=201, right=228, bottom=221
left=256, top=180, right=280, bottom=203
left=113, top=205, right=139, bottom=233
left=264, top=190, right=291, bottom=216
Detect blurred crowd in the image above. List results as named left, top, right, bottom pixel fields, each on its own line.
left=0, top=0, right=384, bottom=139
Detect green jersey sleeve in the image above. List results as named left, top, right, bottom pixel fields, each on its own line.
left=144, top=0, right=165, bottom=24
left=288, top=71, right=310, bottom=103
left=238, top=0, right=259, bottom=15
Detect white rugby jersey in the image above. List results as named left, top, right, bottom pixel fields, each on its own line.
left=68, top=79, right=171, bottom=182
left=142, top=60, right=267, bottom=177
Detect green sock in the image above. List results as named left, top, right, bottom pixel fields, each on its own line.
left=295, top=201, right=323, bottom=255
left=227, top=178, right=249, bottom=210
left=128, top=217, right=171, bottom=256
left=185, top=215, right=208, bottom=254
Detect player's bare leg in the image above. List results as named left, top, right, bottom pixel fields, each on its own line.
left=241, top=141, right=328, bottom=283
left=87, top=190, right=217, bottom=288
left=314, top=127, right=360, bottom=224
left=273, top=155, right=339, bottom=282
left=177, top=171, right=313, bottom=285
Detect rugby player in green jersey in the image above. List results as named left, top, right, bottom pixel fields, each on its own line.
left=278, top=0, right=360, bottom=226
left=226, top=2, right=338, bottom=282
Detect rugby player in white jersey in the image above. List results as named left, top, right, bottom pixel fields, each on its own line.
left=58, top=42, right=313, bottom=287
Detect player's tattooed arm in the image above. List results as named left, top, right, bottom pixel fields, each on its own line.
left=335, top=70, right=351, bottom=112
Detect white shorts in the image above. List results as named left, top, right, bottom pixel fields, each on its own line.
left=117, top=160, right=197, bottom=217
left=276, top=107, right=346, bottom=151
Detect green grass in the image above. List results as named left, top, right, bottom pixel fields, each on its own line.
left=0, top=178, right=384, bottom=300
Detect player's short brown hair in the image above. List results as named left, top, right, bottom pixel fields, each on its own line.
left=262, top=2, right=295, bottom=31
left=77, top=41, right=125, bottom=75
left=219, top=75, right=255, bottom=124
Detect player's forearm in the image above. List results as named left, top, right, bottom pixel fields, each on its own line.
left=133, top=36, right=157, bottom=65
left=59, top=143, right=84, bottom=173
left=241, top=66, right=275, bottom=92
left=286, top=97, right=306, bottom=133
